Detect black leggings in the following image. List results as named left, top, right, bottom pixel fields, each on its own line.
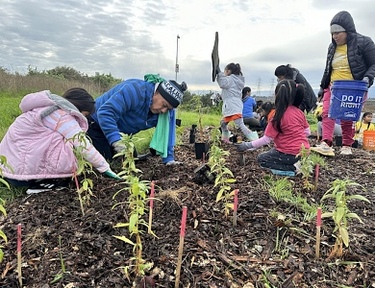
left=257, top=148, right=299, bottom=171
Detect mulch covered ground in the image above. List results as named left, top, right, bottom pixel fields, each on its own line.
left=0, top=128, right=374, bottom=288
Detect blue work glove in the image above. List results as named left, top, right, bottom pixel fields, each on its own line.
left=103, top=169, right=122, bottom=180
left=363, top=77, right=370, bottom=87
left=235, top=141, right=256, bottom=152
left=165, top=160, right=183, bottom=166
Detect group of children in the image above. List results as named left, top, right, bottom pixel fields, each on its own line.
left=214, top=62, right=374, bottom=177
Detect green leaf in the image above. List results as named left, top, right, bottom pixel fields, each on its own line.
left=334, top=207, right=345, bottom=224
left=339, top=227, right=349, bottom=247
left=113, top=235, right=135, bottom=246
left=0, top=230, right=7, bottom=243
left=321, top=212, right=333, bottom=219
left=113, top=223, right=130, bottom=228
left=346, top=212, right=363, bottom=223
left=346, top=194, right=370, bottom=203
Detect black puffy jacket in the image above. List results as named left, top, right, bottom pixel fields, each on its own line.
left=320, top=11, right=375, bottom=89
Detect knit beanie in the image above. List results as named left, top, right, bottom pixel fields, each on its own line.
left=157, top=80, right=187, bottom=108
left=330, top=24, right=346, bottom=33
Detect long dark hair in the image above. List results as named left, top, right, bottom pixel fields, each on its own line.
left=225, top=63, right=242, bottom=76
left=271, top=79, right=305, bottom=133
left=62, top=88, right=96, bottom=114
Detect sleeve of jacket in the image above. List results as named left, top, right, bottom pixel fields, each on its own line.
left=96, top=84, right=138, bottom=145
left=320, top=44, right=335, bottom=89
left=362, top=37, right=375, bottom=87
left=52, top=113, right=110, bottom=173
left=162, top=109, right=176, bottom=163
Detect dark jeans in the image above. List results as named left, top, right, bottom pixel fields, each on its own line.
left=257, top=148, right=299, bottom=171
left=86, top=119, right=115, bottom=160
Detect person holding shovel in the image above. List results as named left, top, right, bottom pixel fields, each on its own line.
left=215, top=62, right=258, bottom=142
left=87, top=74, right=187, bottom=165
left=236, top=79, right=310, bottom=176
left=311, top=10, right=375, bottom=157
left=0, top=88, right=119, bottom=194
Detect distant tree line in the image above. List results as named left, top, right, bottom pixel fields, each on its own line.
left=0, top=65, right=222, bottom=113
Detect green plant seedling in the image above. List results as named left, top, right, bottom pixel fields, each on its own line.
left=70, top=132, right=96, bottom=216
left=321, top=179, right=370, bottom=258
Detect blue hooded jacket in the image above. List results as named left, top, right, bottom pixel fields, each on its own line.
left=91, top=79, right=175, bottom=163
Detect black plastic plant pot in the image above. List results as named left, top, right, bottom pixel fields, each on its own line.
left=176, top=119, right=182, bottom=127
left=195, top=142, right=209, bottom=160
left=189, top=125, right=197, bottom=144
left=193, top=163, right=215, bottom=184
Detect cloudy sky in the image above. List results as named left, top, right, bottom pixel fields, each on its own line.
left=2, top=0, right=375, bottom=96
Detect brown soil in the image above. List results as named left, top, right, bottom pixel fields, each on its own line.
left=1, top=129, right=375, bottom=288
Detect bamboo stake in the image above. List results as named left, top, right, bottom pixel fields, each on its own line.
left=233, top=189, right=239, bottom=226
left=17, top=223, right=22, bottom=287
left=175, top=206, right=187, bottom=288
left=315, top=207, right=322, bottom=258
left=148, top=181, right=155, bottom=234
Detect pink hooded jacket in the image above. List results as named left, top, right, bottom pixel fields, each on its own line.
left=0, top=90, right=110, bottom=180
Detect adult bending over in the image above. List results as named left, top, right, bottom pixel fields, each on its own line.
left=87, top=75, right=187, bottom=165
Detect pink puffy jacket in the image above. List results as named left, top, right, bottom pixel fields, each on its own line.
left=0, top=90, right=109, bottom=180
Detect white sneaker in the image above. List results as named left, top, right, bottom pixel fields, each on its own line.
left=26, top=188, right=53, bottom=194
left=293, top=160, right=302, bottom=174
left=310, top=142, right=335, bottom=157
left=340, top=146, right=352, bottom=155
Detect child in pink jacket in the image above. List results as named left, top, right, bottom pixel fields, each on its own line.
left=0, top=88, right=119, bottom=194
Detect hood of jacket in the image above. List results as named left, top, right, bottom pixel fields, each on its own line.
left=19, top=90, right=88, bottom=130
left=330, top=11, right=356, bottom=34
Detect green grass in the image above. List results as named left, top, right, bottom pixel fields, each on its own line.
left=0, top=93, right=22, bottom=140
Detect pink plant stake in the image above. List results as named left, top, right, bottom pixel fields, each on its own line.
left=17, top=223, right=22, bottom=286
left=175, top=206, right=188, bottom=288
left=148, top=181, right=155, bottom=234
left=314, top=164, right=320, bottom=188
left=315, top=207, right=322, bottom=258
left=233, top=189, right=239, bottom=226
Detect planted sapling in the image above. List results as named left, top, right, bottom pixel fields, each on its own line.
left=321, top=179, right=370, bottom=258
left=70, top=132, right=96, bottom=216
left=112, top=133, right=154, bottom=281
left=208, top=139, right=236, bottom=217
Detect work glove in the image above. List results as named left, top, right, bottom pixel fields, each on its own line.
left=235, top=141, right=256, bottom=152
left=317, top=87, right=324, bottom=102
left=363, top=77, right=370, bottom=87
left=165, top=160, right=183, bottom=166
left=112, top=141, right=126, bottom=153
left=103, top=169, right=122, bottom=180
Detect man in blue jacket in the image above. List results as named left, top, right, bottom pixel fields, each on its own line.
left=87, top=75, right=187, bottom=165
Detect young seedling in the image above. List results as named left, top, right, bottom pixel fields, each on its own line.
left=298, top=145, right=325, bottom=190
left=208, top=140, right=236, bottom=217
left=50, top=236, right=69, bottom=284
left=321, top=179, right=370, bottom=258
left=70, top=132, right=96, bottom=216
left=112, top=134, right=155, bottom=281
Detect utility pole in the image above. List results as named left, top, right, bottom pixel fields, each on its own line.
left=175, top=35, right=180, bottom=81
